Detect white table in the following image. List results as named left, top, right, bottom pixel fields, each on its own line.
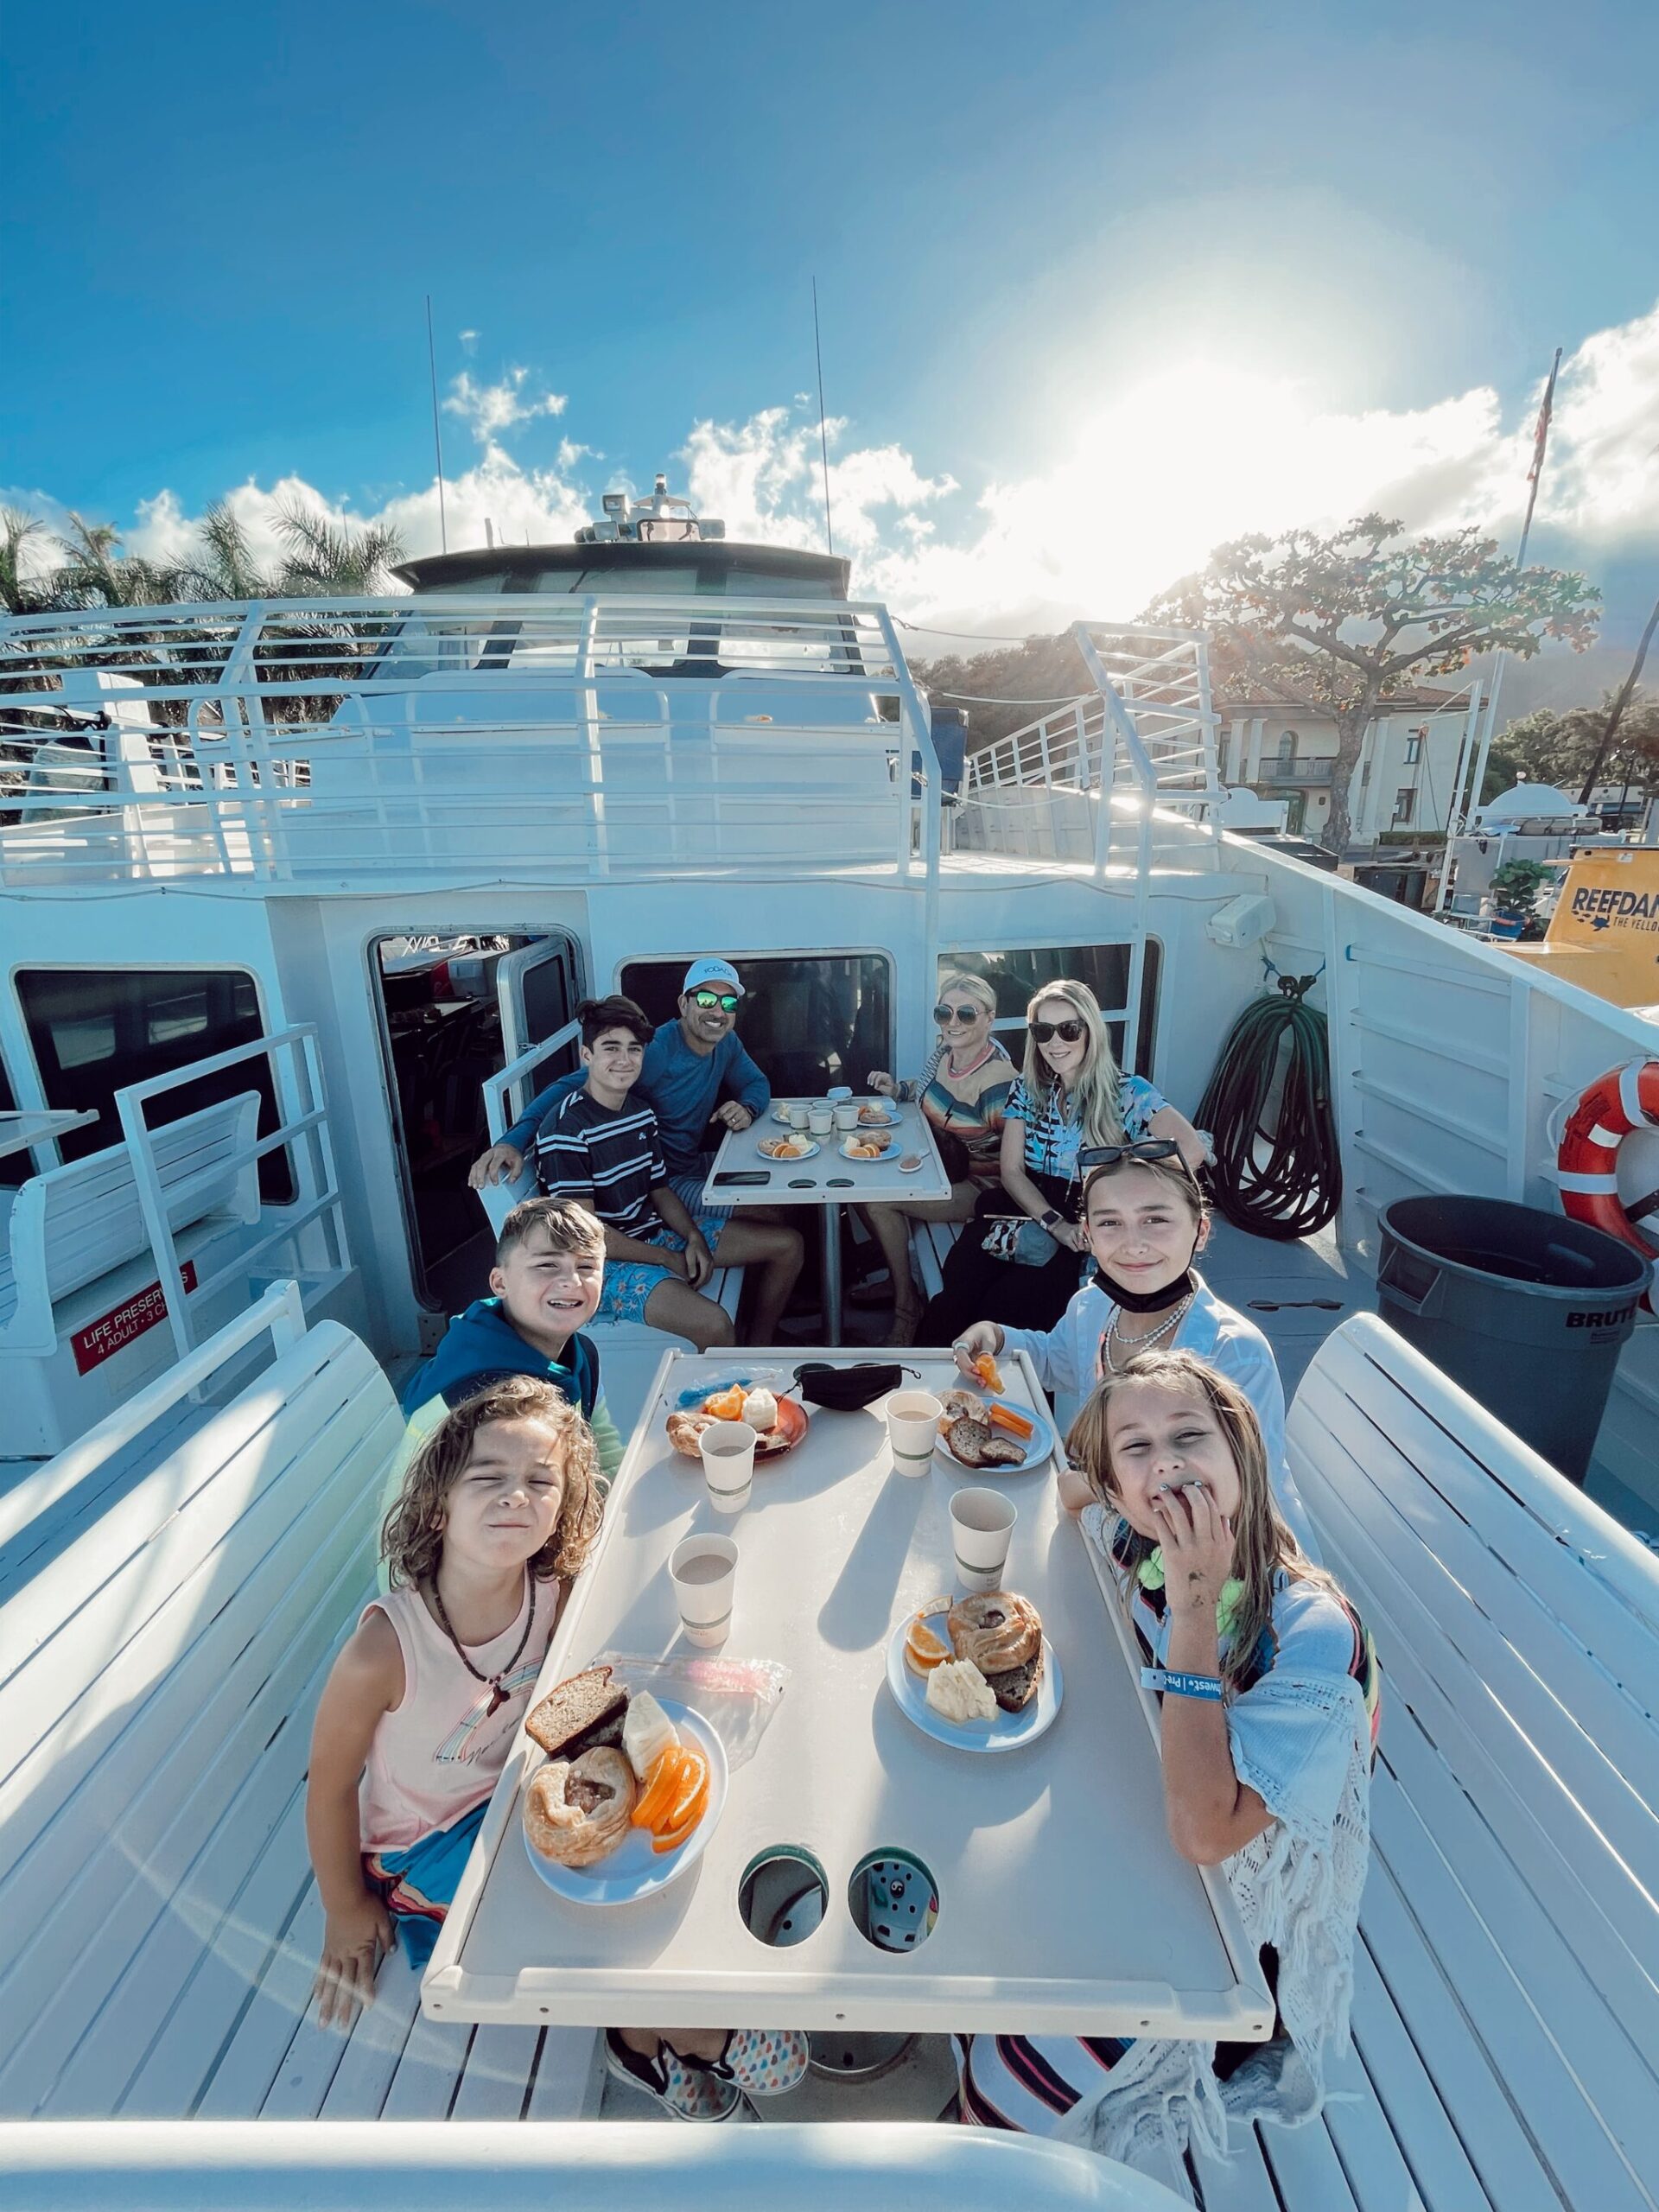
left=0, top=1108, right=99, bottom=1163
left=704, top=1100, right=950, bottom=1343
left=426, top=1348, right=1274, bottom=2043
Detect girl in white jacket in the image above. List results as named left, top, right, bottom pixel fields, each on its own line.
left=951, top=1142, right=1313, bottom=1548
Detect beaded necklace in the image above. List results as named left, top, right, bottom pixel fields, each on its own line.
left=1100, top=1289, right=1195, bottom=1374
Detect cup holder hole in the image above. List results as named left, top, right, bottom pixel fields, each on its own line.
left=739, top=1847, right=828, bottom=1948
left=848, top=1848, right=938, bottom=1953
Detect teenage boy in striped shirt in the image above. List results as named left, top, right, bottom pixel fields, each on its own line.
left=537, top=995, right=802, bottom=1350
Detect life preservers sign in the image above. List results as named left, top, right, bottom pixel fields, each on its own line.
left=1557, top=1058, right=1659, bottom=1260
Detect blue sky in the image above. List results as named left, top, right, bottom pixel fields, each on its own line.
left=3, top=0, right=1656, bottom=660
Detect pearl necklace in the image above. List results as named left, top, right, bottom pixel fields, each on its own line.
left=1101, top=1290, right=1195, bottom=1375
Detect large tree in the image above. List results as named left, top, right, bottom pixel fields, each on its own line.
left=1142, top=514, right=1599, bottom=853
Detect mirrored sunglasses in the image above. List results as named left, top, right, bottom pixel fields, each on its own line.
left=692, top=989, right=741, bottom=1012
left=1029, top=1017, right=1086, bottom=1044
left=1077, top=1139, right=1184, bottom=1170
left=932, top=1002, right=984, bottom=1024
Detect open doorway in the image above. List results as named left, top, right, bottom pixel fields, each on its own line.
left=372, top=931, right=582, bottom=1313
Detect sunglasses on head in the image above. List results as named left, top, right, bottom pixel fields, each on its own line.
left=1029, top=1017, right=1086, bottom=1045
left=1077, top=1138, right=1184, bottom=1170
left=691, top=989, right=741, bottom=1012
left=933, top=1001, right=984, bottom=1025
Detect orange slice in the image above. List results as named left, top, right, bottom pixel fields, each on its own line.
left=972, top=1353, right=1006, bottom=1395
left=652, top=1772, right=710, bottom=1853
left=702, top=1385, right=747, bottom=1421
left=658, top=1745, right=708, bottom=1831
left=631, top=1745, right=690, bottom=1829
left=988, top=1402, right=1034, bottom=1439
left=905, top=1618, right=950, bottom=1674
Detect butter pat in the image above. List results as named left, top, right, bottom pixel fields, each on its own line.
left=621, top=1690, right=680, bottom=1781
left=925, top=1657, right=996, bottom=1725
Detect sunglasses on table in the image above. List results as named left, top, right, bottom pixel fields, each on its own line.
left=690, top=989, right=741, bottom=1012
left=1029, top=1017, right=1087, bottom=1044
left=1077, top=1139, right=1184, bottom=1170
left=932, top=1002, right=985, bottom=1025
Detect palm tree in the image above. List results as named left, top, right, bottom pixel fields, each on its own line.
left=1, top=508, right=65, bottom=614
left=273, top=501, right=405, bottom=594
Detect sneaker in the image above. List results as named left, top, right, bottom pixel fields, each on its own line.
left=716, top=2026, right=810, bottom=2098
left=604, top=2029, right=742, bottom=2121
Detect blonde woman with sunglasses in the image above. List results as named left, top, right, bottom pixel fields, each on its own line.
left=861, top=970, right=1014, bottom=1343
left=920, top=978, right=1204, bottom=1341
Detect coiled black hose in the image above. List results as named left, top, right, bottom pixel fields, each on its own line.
left=1197, top=970, right=1342, bottom=1241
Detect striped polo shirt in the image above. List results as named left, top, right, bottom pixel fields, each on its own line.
left=536, top=1087, right=667, bottom=1237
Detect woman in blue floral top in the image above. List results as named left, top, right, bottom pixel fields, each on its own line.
left=920, top=977, right=1205, bottom=1338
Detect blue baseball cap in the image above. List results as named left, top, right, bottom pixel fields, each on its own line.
left=683, top=957, right=745, bottom=998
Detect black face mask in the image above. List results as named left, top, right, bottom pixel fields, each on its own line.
left=1091, top=1264, right=1197, bottom=1315
left=793, top=1361, right=918, bottom=1411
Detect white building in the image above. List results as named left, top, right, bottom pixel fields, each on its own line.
left=1217, top=681, right=1471, bottom=844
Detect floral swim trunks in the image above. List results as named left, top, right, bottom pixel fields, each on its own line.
left=599, top=1208, right=730, bottom=1325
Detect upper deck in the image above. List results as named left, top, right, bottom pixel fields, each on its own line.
left=0, top=596, right=1225, bottom=896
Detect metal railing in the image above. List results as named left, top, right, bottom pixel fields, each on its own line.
left=0, top=594, right=940, bottom=891
left=114, top=1025, right=350, bottom=1362
left=1260, top=756, right=1336, bottom=785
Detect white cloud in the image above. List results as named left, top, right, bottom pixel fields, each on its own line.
left=9, top=305, right=1654, bottom=632
left=442, top=367, right=568, bottom=446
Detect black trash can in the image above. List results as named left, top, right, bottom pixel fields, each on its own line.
left=1376, top=1196, right=1651, bottom=1484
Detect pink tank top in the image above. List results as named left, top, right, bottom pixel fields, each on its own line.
left=358, top=1573, right=561, bottom=1853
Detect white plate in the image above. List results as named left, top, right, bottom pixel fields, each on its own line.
left=758, top=1136, right=820, bottom=1161
left=521, top=1700, right=728, bottom=1905
left=886, top=1611, right=1063, bottom=1753
left=840, top=1135, right=900, bottom=1163
left=934, top=1399, right=1057, bottom=1474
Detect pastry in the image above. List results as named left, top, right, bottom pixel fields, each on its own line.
left=948, top=1591, right=1045, bottom=1711
left=524, top=1746, right=637, bottom=1866
left=525, top=1667, right=628, bottom=1760
left=621, top=1690, right=680, bottom=1783
left=741, top=1386, right=779, bottom=1434
left=665, top=1408, right=715, bottom=1453
left=925, top=1657, right=996, bottom=1724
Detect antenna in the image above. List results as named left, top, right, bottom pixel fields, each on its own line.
left=425, top=295, right=448, bottom=554
left=812, top=276, right=834, bottom=557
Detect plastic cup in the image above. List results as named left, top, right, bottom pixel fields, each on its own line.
left=699, top=1420, right=757, bottom=1514
left=786, top=1101, right=810, bottom=1130
left=886, top=1389, right=943, bottom=1477
left=670, top=1534, right=738, bottom=1648
left=950, top=1487, right=1016, bottom=1592
left=833, top=1101, right=860, bottom=1132
left=808, top=1102, right=834, bottom=1137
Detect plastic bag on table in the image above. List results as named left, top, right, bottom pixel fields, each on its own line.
left=588, top=1650, right=789, bottom=1773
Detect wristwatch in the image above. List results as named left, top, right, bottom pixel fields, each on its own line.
left=1039, top=1208, right=1062, bottom=1229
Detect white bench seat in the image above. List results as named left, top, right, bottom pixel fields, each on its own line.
left=0, top=1290, right=603, bottom=2126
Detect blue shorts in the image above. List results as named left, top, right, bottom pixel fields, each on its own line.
left=600, top=1209, right=730, bottom=1325
left=669, top=1170, right=732, bottom=1224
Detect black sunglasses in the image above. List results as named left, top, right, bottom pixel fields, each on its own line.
left=933, top=1002, right=984, bottom=1025
left=1077, top=1139, right=1184, bottom=1170
left=1029, top=1017, right=1086, bottom=1045
left=691, top=989, right=741, bottom=1012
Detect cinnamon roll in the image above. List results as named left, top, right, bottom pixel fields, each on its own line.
left=947, top=1590, right=1042, bottom=1677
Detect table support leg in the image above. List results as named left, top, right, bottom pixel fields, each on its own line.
left=821, top=1199, right=843, bottom=1346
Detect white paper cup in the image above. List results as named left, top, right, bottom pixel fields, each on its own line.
left=950, top=1487, right=1016, bottom=1592
left=699, top=1420, right=757, bottom=1514
left=670, top=1534, right=738, bottom=1647
left=786, top=1101, right=810, bottom=1129
left=833, top=1101, right=860, bottom=1132
left=886, top=1389, right=944, bottom=1476
left=808, top=1102, right=833, bottom=1137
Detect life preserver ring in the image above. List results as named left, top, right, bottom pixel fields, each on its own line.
left=1556, top=1059, right=1659, bottom=1264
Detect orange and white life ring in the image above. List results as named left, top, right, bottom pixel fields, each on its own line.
left=1556, top=1058, right=1659, bottom=1262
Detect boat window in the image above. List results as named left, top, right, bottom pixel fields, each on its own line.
left=619, top=954, right=892, bottom=1098
left=15, top=966, right=294, bottom=1199
left=940, top=943, right=1160, bottom=1075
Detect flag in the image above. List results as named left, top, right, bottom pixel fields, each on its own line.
left=1527, top=349, right=1561, bottom=485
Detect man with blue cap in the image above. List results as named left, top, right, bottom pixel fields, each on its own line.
left=470, top=957, right=772, bottom=1208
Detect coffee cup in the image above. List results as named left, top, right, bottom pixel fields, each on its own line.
left=808, top=1102, right=833, bottom=1138
left=950, top=1487, right=1016, bottom=1592
left=886, top=1389, right=943, bottom=1477
left=785, top=1101, right=810, bottom=1130
left=670, top=1534, right=738, bottom=1648
left=699, top=1420, right=757, bottom=1514
left=832, top=1100, right=860, bottom=1133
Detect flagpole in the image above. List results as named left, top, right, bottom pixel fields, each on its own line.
left=1469, top=346, right=1562, bottom=806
